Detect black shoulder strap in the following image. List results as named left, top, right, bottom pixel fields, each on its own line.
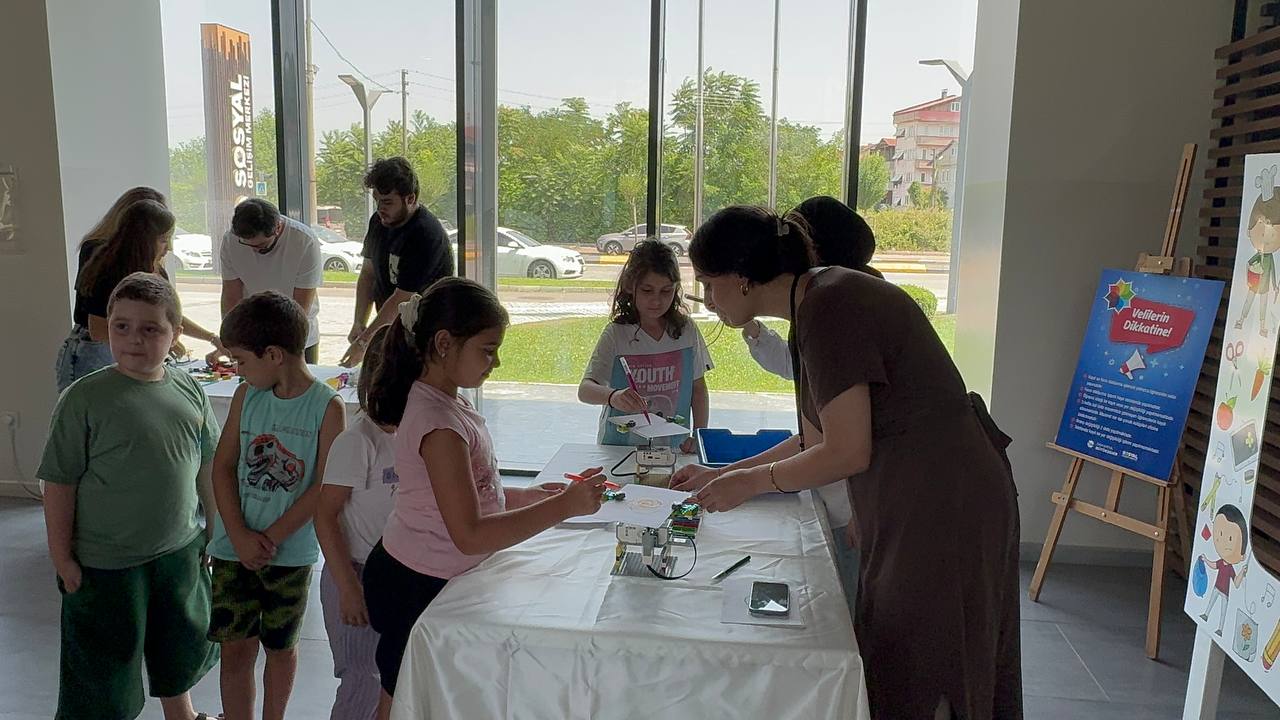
left=789, top=272, right=806, bottom=450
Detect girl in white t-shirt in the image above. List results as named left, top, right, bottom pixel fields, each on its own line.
left=315, top=325, right=395, bottom=720
left=578, top=241, right=713, bottom=452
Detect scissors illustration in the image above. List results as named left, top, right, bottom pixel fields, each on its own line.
left=1226, top=340, right=1245, bottom=369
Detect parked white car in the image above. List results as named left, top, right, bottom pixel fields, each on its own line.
left=310, top=225, right=365, bottom=273
left=446, top=227, right=584, bottom=279
left=172, top=228, right=213, bottom=270
left=168, top=225, right=364, bottom=274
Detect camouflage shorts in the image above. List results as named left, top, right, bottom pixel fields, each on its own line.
left=208, top=559, right=312, bottom=650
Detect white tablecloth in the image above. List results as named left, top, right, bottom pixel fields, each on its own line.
left=194, top=363, right=360, bottom=425
left=391, top=444, right=870, bottom=720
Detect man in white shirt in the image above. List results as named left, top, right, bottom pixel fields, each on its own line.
left=212, top=198, right=324, bottom=363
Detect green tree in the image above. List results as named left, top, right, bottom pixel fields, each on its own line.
left=907, top=181, right=927, bottom=208
left=864, top=207, right=951, bottom=252
left=496, top=98, right=611, bottom=243
left=604, top=102, right=650, bottom=233
left=774, top=120, right=844, bottom=212
left=315, top=124, right=369, bottom=236
left=253, top=109, right=278, bottom=199
left=855, top=153, right=890, bottom=211
left=169, top=136, right=208, bottom=233
left=666, top=70, right=770, bottom=226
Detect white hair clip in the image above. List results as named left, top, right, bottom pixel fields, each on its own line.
left=398, top=293, right=423, bottom=343
left=777, top=218, right=790, bottom=237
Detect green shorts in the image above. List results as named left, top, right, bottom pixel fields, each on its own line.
left=208, top=559, right=312, bottom=650
left=57, top=533, right=218, bottom=720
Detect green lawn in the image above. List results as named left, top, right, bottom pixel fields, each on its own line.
left=491, top=314, right=957, bottom=393
left=178, top=270, right=617, bottom=289
left=498, top=277, right=617, bottom=289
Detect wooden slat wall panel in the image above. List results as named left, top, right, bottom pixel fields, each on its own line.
left=1178, top=28, right=1280, bottom=578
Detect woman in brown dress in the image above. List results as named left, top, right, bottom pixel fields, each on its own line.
left=672, top=205, right=1022, bottom=720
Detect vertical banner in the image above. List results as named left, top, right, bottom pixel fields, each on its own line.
left=1185, top=153, right=1280, bottom=706
left=200, top=23, right=254, bottom=272
left=1054, top=270, right=1222, bottom=480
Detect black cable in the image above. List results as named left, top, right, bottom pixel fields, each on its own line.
left=610, top=449, right=638, bottom=477
left=646, top=537, right=696, bottom=580
left=702, top=320, right=727, bottom=348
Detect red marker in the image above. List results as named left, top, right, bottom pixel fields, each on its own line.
left=564, top=472, right=620, bottom=490
left=617, top=357, right=651, bottom=424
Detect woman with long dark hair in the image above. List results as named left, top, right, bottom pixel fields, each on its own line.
left=673, top=205, right=1022, bottom=720
left=55, top=198, right=176, bottom=391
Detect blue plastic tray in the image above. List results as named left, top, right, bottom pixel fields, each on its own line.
left=696, top=428, right=794, bottom=467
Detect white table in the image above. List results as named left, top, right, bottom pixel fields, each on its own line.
left=391, top=443, right=869, bottom=720
left=189, top=363, right=360, bottom=426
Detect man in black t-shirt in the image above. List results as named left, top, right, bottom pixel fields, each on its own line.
left=340, top=157, right=454, bottom=366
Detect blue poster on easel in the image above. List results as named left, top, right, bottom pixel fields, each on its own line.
left=1055, top=269, right=1223, bottom=481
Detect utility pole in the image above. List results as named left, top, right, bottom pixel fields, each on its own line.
left=767, top=0, right=781, bottom=209
left=304, top=0, right=317, bottom=224
left=401, top=68, right=408, bottom=156
left=693, top=0, right=705, bottom=231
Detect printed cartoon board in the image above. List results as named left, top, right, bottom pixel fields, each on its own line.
left=1055, top=270, right=1223, bottom=481
left=1184, top=154, right=1280, bottom=706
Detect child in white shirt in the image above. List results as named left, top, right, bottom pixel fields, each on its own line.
left=315, top=326, right=396, bottom=720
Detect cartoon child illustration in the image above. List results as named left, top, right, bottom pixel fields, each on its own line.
left=244, top=433, right=304, bottom=492
left=1199, top=503, right=1251, bottom=636
left=1235, top=165, right=1280, bottom=337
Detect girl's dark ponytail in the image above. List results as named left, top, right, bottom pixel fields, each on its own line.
left=365, top=277, right=510, bottom=425
left=366, top=316, right=423, bottom=426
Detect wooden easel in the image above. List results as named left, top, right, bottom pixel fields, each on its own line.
left=1028, top=144, right=1199, bottom=660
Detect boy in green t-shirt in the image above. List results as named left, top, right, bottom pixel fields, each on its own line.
left=39, top=272, right=221, bottom=720
left=206, top=291, right=344, bottom=720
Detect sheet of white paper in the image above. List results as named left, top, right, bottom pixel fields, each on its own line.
left=607, top=413, right=691, bottom=439
left=720, top=577, right=807, bottom=628
left=561, top=483, right=692, bottom=526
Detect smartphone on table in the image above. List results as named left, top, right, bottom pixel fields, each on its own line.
left=749, top=581, right=791, bottom=617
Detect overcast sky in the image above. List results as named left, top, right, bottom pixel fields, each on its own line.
left=161, top=0, right=977, bottom=147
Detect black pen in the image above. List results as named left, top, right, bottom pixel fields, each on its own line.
left=712, top=555, right=750, bottom=582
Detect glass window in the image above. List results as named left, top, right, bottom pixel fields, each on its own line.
left=864, top=0, right=977, bottom=321
left=504, top=228, right=541, bottom=247
left=305, top=0, right=458, bottom=364
left=160, top=0, right=278, bottom=354
left=488, top=1, right=651, bottom=468
left=657, top=0, right=851, bottom=437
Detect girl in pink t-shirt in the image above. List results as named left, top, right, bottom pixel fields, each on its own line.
left=360, top=277, right=606, bottom=719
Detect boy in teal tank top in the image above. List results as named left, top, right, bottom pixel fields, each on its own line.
left=206, top=291, right=345, bottom=720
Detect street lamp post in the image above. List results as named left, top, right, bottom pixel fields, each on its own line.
left=339, top=74, right=388, bottom=220
left=919, top=58, right=969, bottom=315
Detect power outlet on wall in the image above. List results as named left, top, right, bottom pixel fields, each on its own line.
left=0, top=411, right=17, bottom=429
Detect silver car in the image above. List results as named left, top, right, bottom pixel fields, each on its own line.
left=595, top=223, right=691, bottom=256
left=447, top=227, right=585, bottom=279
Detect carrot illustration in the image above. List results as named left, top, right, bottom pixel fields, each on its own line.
left=1254, top=358, right=1274, bottom=401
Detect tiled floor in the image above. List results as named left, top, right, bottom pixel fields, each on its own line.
left=0, top=496, right=1275, bottom=719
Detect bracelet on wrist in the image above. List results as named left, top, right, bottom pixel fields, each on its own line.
left=768, top=461, right=790, bottom=493
left=607, top=388, right=621, bottom=409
